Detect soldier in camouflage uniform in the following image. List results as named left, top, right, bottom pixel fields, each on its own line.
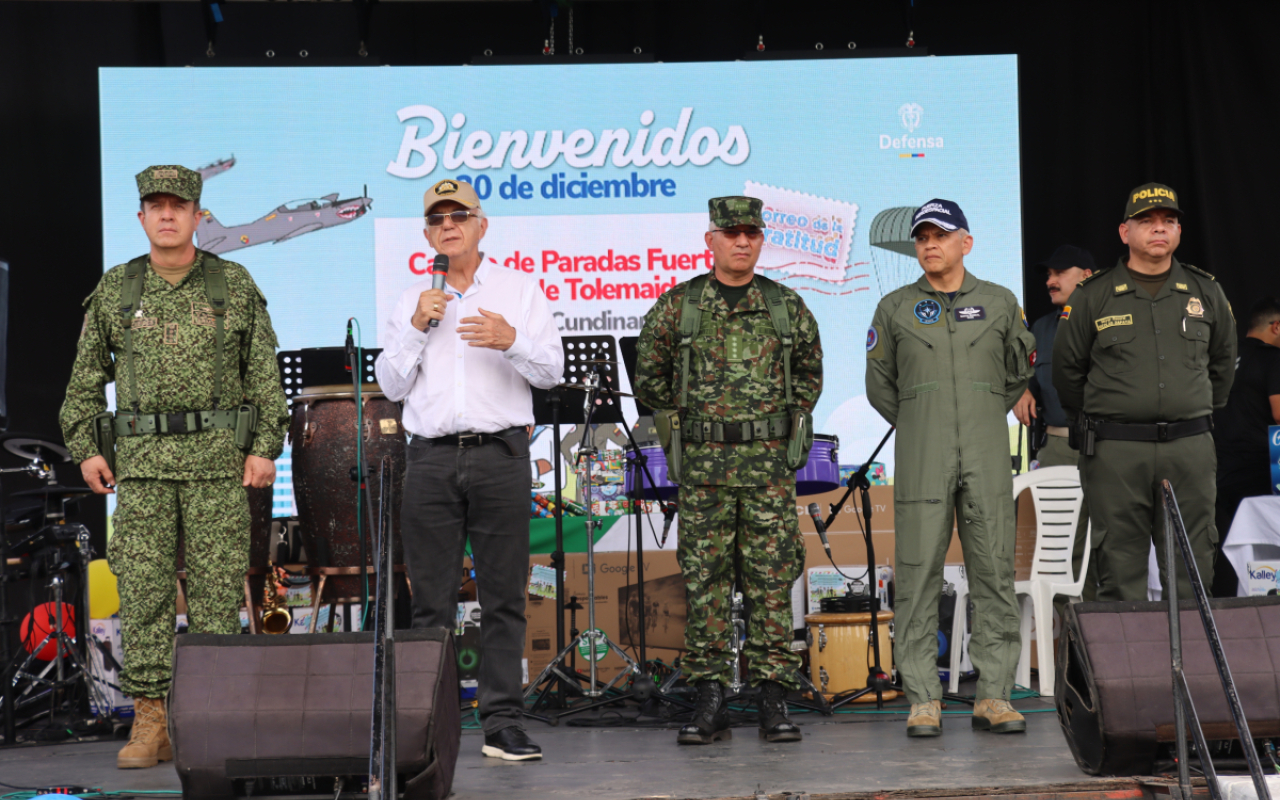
left=866, top=199, right=1036, bottom=738
left=635, top=196, right=822, bottom=745
left=60, top=166, right=289, bottom=769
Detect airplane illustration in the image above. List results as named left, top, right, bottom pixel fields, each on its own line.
left=197, top=155, right=235, bottom=181
left=197, top=188, right=373, bottom=255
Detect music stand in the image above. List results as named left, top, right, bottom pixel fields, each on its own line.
left=527, top=335, right=626, bottom=709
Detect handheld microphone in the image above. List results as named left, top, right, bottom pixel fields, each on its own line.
left=429, top=254, right=449, bottom=328
left=660, top=502, right=677, bottom=548
left=807, top=502, right=832, bottom=558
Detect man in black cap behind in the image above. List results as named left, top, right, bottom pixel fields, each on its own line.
left=1013, top=244, right=1098, bottom=599
left=1054, top=183, right=1235, bottom=600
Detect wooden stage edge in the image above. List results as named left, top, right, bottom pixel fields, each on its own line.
left=713, top=778, right=1210, bottom=800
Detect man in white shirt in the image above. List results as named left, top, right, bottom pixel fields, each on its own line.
left=376, top=179, right=563, bottom=761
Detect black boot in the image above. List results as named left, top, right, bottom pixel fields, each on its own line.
left=677, top=680, right=731, bottom=745
left=756, top=681, right=801, bottom=742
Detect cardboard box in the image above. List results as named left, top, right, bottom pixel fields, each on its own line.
left=524, top=552, right=684, bottom=687
left=1247, top=561, right=1280, bottom=595
left=88, top=618, right=131, bottom=716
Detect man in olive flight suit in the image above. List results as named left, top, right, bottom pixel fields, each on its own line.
left=60, top=166, right=289, bottom=769
left=636, top=196, right=822, bottom=746
left=866, top=199, right=1036, bottom=738
left=1053, top=183, right=1234, bottom=601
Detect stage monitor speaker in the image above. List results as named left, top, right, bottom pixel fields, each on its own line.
left=170, top=628, right=460, bottom=800
left=1056, top=596, right=1280, bottom=776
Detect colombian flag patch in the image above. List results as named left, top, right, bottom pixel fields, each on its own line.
left=1060, top=305, right=1071, bottom=320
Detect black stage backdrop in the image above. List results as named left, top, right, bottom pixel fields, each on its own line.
left=2, top=1, right=1278, bottom=500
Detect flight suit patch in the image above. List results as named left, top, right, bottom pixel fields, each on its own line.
left=955, top=305, right=986, bottom=321
left=164, top=322, right=179, bottom=344
left=1186, top=297, right=1204, bottom=318
left=192, top=301, right=216, bottom=328
left=913, top=299, right=942, bottom=325
left=866, top=326, right=884, bottom=360
left=1094, top=314, right=1134, bottom=331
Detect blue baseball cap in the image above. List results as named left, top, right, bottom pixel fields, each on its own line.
left=910, top=199, right=970, bottom=236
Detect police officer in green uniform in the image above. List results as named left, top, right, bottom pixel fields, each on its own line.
left=866, top=199, right=1035, bottom=738
left=1053, top=183, right=1235, bottom=601
left=635, top=196, right=822, bottom=746
left=60, top=166, right=289, bottom=769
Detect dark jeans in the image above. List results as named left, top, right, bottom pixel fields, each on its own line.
left=401, top=429, right=530, bottom=734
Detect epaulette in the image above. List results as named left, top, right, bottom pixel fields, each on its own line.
left=1075, top=267, right=1112, bottom=287
left=1182, top=263, right=1215, bottom=281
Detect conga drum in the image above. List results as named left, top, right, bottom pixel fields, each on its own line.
left=289, top=384, right=406, bottom=599
left=804, top=611, right=898, bottom=701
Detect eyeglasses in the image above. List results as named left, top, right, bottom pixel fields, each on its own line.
left=715, top=227, right=764, bottom=240
left=424, top=210, right=480, bottom=227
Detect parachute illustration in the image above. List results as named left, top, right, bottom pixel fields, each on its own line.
left=868, top=206, right=919, bottom=296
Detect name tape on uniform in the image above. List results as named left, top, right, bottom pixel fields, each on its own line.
left=1095, top=314, right=1134, bottom=331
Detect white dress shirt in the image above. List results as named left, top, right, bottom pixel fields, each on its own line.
left=376, top=257, right=564, bottom=438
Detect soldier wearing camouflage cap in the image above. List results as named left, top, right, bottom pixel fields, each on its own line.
left=60, top=165, right=288, bottom=769
left=635, top=196, right=823, bottom=745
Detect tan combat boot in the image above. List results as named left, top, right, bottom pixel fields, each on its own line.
left=972, top=698, right=1027, bottom=733
left=906, top=699, right=942, bottom=737
left=118, top=696, right=173, bottom=769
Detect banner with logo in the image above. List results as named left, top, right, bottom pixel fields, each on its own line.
left=99, top=57, right=1022, bottom=513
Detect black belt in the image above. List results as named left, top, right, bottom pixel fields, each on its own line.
left=1092, top=415, right=1213, bottom=443
left=682, top=415, right=790, bottom=443
left=419, top=426, right=523, bottom=448
left=115, top=409, right=238, bottom=437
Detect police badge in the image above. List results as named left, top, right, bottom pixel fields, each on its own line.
left=1186, top=297, right=1204, bottom=318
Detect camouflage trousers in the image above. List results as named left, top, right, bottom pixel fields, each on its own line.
left=109, top=477, right=249, bottom=698
left=677, top=484, right=805, bottom=690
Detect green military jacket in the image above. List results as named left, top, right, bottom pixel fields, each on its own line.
left=634, top=274, right=823, bottom=487
left=1051, top=258, right=1235, bottom=424
left=60, top=253, right=290, bottom=481
left=865, top=270, right=1035, bottom=496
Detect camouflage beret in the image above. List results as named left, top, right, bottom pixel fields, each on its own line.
left=136, top=165, right=202, bottom=203
left=708, top=196, right=765, bottom=229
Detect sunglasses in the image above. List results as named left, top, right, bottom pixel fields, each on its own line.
left=424, top=210, right=480, bottom=227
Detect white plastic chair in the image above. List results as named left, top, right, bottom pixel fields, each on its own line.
left=947, top=465, right=1090, bottom=697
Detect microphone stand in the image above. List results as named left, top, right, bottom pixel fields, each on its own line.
left=820, top=426, right=971, bottom=711
left=819, top=426, right=896, bottom=711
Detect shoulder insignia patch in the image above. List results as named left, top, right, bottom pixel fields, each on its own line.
left=1060, top=305, right=1071, bottom=320
left=866, top=326, right=885, bottom=360
left=1076, top=268, right=1110, bottom=286
left=1183, top=263, right=1215, bottom=280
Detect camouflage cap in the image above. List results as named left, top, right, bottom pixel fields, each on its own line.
left=424, top=179, right=481, bottom=215
left=1124, top=182, right=1182, bottom=220
left=136, top=165, right=202, bottom=203
left=708, top=196, right=766, bottom=229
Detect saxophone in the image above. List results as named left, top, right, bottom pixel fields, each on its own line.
left=261, top=565, right=292, bottom=634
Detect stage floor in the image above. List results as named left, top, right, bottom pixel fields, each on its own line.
left=0, top=693, right=1122, bottom=800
